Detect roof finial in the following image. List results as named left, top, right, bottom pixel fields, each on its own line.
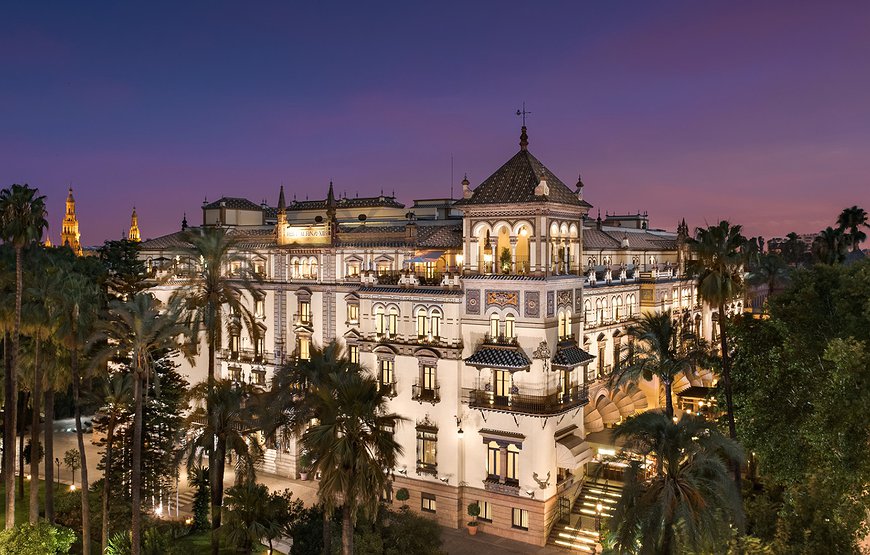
left=278, top=185, right=286, bottom=211
left=181, top=212, right=188, bottom=230
left=516, top=102, right=531, bottom=151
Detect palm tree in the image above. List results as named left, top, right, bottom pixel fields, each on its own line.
left=608, top=311, right=702, bottom=419
left=97, top=293, right=191, bottom=555
left=608, top=412, right=744, bottom=554
left=0, top=183, right=47, bottom=528
left=95, top=372, right=133, bottom=553
left=171, top=227, right=261, bottom=555
left=54, top=265, right=102, bottom=554
left=262, top=341, right=360, bottom=553
left=747, top=252, right=790, bottom=299
left=687, top=221, right=745, bottom=444
left=836, top=205, right=868, bottom=252
left=180, top=378, right=265, bottom=547
left=812, top=227, right=848, bottom=264
left=295, top=344, right=404, bottom=555
left=781, top=232, right=807, bottom=266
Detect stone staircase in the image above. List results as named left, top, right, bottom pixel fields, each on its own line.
left=547, top=478, right=623, bottom=552
left=258, top=449, right=294, bottom=478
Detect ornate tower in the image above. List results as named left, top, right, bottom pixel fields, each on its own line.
left=275, top=185, right=289, bottom=245
left=61, top=187, right=83, bottom=256
left=128, top=207, right=141, bottom=242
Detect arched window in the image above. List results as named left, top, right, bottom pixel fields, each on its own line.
left=388, top=306, right=399, bottom=337
left=559, top=310, right=571, bottom=339
left=416, top=307, right=427, bottom=338
left=614, top=296, right=623, bottom=320
left=487, top=441, right=501, bottom=478
left=375, top=305, right=386, bottom=337
left=506, top=444, right=520, bottom=481
left=489, top=313, right=500, bottom=339
left=430, top=309, right=442, bottom=341
left=505, top=314, right=515, bottom=339
left=291, top=258, right=300, bottom=279
left=584, top=299, right=593, bottom=324
left=309, top=257, right=319, bottom=279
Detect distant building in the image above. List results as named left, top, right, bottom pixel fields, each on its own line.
left=60, top=187, right=83, bottom=256
left=128, top=207, right=141, bottom=242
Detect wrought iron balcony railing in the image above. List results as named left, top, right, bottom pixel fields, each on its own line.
left=468, top=383, right=589, bottom=416
left=411, top=383, right=440, bottom=404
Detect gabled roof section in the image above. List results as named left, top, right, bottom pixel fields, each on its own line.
left=203, top=197, right=264, bottom=211
left=455, top=148, right=589, bottom=208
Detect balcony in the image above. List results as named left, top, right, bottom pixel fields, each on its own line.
left=378, top=381, right=397, bottom=398
left=411, top=383, right=440, bottom=404
left=222, top=348, right=272, bottom=364
left=416, top=461, right=438, bottom=476
left=468, top=384, right=589, bottom=416
left=483, top=475, right=520, bottom=496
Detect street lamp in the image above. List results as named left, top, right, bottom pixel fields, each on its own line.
left=595, top=502, right=603, bottom=535
left=55, top=458, right=60, bottom=487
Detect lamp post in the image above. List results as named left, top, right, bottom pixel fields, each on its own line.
left=595, top=501, right=603, bottom=535
left=55, top=458, right=60, bottom=487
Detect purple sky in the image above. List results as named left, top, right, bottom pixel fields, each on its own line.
left=2, top=2, right=869, bottom=245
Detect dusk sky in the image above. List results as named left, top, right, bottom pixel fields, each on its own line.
left=2, top=2, right=868, bottom=245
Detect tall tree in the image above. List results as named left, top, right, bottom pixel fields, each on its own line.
left=608, top=412, right=744, bottom=554
left=181, top=378, right=265, bottom=548
left=836, top=205, right=868, bottom=252
left=608, top=311, right=702, bottom=419
left=0, top=183, right=47, bottom=529
left=171, top=227, right=260, bottom=555
left=291, top=343, right=404, bottom=555
left=687, top=221, right=746, bottom=446
left=747, top=252, right=790, bottom=299
left=54, top=265, right=102, bottom=554
left=94, top=372, right=133, bottom=553
left=97, top=293, right=191, bottom=555
left=812, top=226, right=848, bottom=264
left=781, top=232, right=807, bottom=266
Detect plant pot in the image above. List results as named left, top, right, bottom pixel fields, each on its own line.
left=467, top=523, right=478, bottom=535
left=300, top=472, right=309, bottom=481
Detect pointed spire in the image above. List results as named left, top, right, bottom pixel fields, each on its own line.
left=278, top=185, right=286, bottom=211
left=519, top=126, right=529, bottom=151
left=327, top=181, right=336, bottom=205
left=596, top=209, right=602, bottom=231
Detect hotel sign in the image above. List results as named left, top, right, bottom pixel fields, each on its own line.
left=279, top=224, right=331, bottom=245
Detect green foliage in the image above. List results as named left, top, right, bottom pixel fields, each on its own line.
left=189, top=466, right=211, bottom=531
left=730, top=260, right=870, bottom=552
left=381, top=506, right=445, bottom=555
left=97, top=238, right=148, bottom=297
left=607, top=412, right=744, bottom=554
left=220, top=480, right=294, bottom=553
left=62, top=449, right=80, bottom=474
left=105, top=527, right=183, bottom=555
left=22, top=440, right=43, bottom=465
left=394, top=488, right=409, bottom=502
left=0, top=522, right=76, bottom=555
left=498, top=247, right=511, bottom=273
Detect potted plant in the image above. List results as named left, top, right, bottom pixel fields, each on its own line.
left=467, top=502, right=481, bottom=535
left=298, top=452, right=311, bottom=481
left=395, top=488, right=410, bottom=507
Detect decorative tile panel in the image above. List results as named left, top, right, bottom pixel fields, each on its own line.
left=557, top=289, right=573, bottom=309
left=546, top=291, right=555, bottom=317
left=575, top=288, right=583, bottom=312
left=485, top=290, right=519, bottom=310
left=466, top=289, right=481, bottom=314
left=524, top=291, right=540, bottom=318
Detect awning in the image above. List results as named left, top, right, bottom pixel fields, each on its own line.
left=556, top=433, right=593, bottom=469
left=552, top=343, right=595, bottom=369
left=406, top=250, right=445, bottom=264
left=465, top=346, right=531, bottom=370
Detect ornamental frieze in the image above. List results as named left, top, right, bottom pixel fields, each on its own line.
left=485, top=289, right=520, bottom=310
left=557, top=289, right=573, bottom=309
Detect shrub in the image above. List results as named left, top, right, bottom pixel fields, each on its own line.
left=0, top=522, right=76, bottom=554
left=23, top=440, right=44, bottom=465
left=467, top=502, right=480, bottom=526
left=395, top=488, right=409, bottom=504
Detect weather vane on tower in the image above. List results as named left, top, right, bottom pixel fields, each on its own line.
left=516, top=102, right=531, bottom=126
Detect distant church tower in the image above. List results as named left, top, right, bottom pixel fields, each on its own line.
left=128, top=206, right=141, bottom=242
left=61, top=187, right=83, bottom=256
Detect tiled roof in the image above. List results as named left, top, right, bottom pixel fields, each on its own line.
left=465, top=346, right=531, bottom=369
left=287, top=195, right=405, bottom=210
left=416, top=225, right=463, bottom=248
left=464, top=274, right=546, bottom=281
left=583, top=229, right=622, bottom=250
left=356, top=287, right=463, bottom=296
left=552, top=343, right=595, bottom=368
left=139, top=231, right=192, bottom=250
left=203, top=197, right=264, bottom=211
left=455, top=149, right=588, bottom=208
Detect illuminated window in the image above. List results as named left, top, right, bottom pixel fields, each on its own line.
left=512, top=508, right=528, bottom=530
left=299, top=300, right=311, bottom=325
left=387, top=306, right=398, bottom=337
left=487, top=441, right=501, bottom=478
left=347, top=303, right=359, bottom=323
left=416, top=429, right=437, bottom=474
left=298, top=336, right=310, bottom=360
left=430, top=309, right=441, bottom=340
left=255, top=298, right=265, bottom=318
left=375, top=306, right=385, bottom=336
left=416, top=307, right=427, bottom=338
left=494, top=369, right=510, bottom=398
left=421, top=493, right=436, bottom=513
left=378, top=359, right=394, bottom=394
left=506, top=444, right=519, bottom=481
left=479, top=500, right=493, bottom=523
left=505, top=314, right=515, bottom=339
left=348, top=344, right=359, bottom=365
left=489, top=313, right=500, bottom=338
